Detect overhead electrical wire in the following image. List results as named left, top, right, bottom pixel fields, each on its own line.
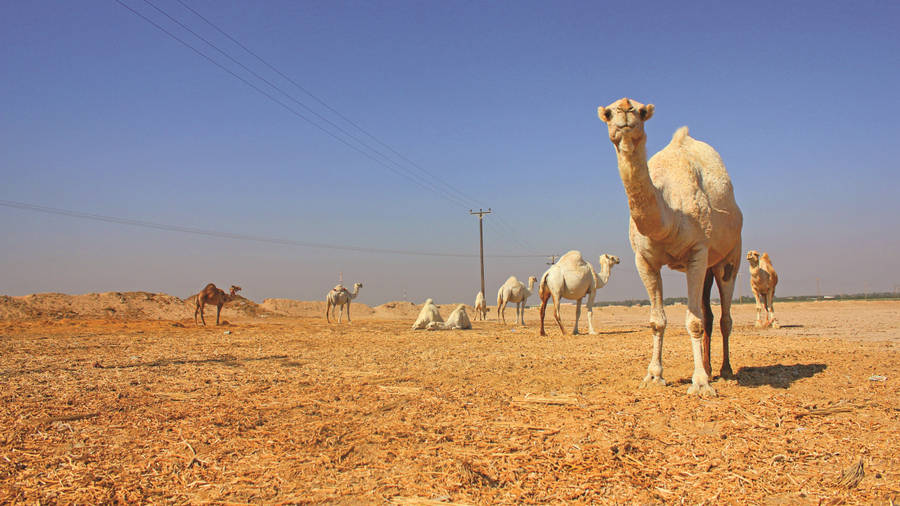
left=120, top=0, right=539, bottom=252
left=0, top=199, right=549, bottom=259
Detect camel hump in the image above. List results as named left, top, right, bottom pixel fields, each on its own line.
left=671, top=126, right=690, bottom=145
left=761, top=252, right=773, bottom=266
left=558, top=250, right=584, bottom=266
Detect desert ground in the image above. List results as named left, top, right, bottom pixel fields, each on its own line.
left=1, top=295, right=898, bottom=504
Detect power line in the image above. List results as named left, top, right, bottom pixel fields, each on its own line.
left=116, top=0, right=544, bottom=254
left=0, top=199, right=548, bottom=259
left=140, top=0, right=473, bottom=211
left=115, top=0, right=469, bottom=210
left=172, top=0, right=484, bottom=212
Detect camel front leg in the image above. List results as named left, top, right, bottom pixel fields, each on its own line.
left=753, top=290, right=764, bottom=327
left=338, top=303, right=344, bottom=323
left=325, top=301, right=332, bottom=323
left=216, top=304, right=222, bottom=326
left=586, top=287, right=597, bottom=335
left=194, top=302, right=201, bottom=326
left=766, top=289, right=778, bottom=328
left=636, top=254, right=666, bottom=387
left=346, top=301, right=352, bottom=323
left=518, top=301, right=525, bottom=326
left=684, top=247, right=715, bottom=397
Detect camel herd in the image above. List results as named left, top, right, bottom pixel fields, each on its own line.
left=193, top=97, right=784, bottom=397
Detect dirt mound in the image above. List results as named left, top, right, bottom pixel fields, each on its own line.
left=0, top=292, right=269, bottom=321
left=373, top=301, right=476, bottom=321
left=260, top=299, right=374, bottom=318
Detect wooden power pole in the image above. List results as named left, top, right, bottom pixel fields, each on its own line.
left=547, top=255, right=559, bottom=265
left=470, top=208, right=492, bottom=298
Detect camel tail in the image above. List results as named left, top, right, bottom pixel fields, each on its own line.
left=672, top=126, right=690, bottom=145
left=539, top=271, right=551, bottom=299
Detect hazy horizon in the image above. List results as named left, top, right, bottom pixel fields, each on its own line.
left=3, top=1, right=899, bottom=306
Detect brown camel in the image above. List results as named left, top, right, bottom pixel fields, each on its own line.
left=194, top=283, right=241, bottom=326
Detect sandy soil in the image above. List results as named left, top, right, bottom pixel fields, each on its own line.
left=1, top=299, right=898, bottom=503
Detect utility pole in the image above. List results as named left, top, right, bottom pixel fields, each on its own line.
left=547, top=255, right=559, bottom=265
left=816, top=278, right=821, bottom=301
left=470, top=208, right=492, bottom=298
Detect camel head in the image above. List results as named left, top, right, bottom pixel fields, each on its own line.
left=598, top=97, right=654, bottom=154
left=353, top=282, right=363, bottom=290
left=424, top=298, right=434, bottom=305
left=599, top=254, right=621, bottom=267
left=746, top=250, right=760, bottom=267
left=229, top=285, right=242, bottom=296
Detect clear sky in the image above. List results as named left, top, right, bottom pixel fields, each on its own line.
left=2, top=0, right=899, bottom=305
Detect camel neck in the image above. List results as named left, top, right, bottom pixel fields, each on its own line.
left=597, top=262, right=613, bottom=288
left=617, top=142, right=672, bottom=240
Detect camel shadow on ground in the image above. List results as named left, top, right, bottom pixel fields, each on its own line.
left=733, top=363, right=827, bottom=389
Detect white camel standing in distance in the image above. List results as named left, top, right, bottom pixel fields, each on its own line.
left=497, top=276, right=537, bottom=325
left=473, top=291, right=488, bottom=320
left=325, top=282, right=362, bottom=323
left=538, top=251, right=620, bottom=336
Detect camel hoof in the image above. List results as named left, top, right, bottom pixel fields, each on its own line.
left=771, top=321, right=780, bottom=329
left=589, top=331, right=598, bottom=335
left=754, top=321, right=763, bottom=328
left=687, top=383, right=717, bottom=397
left=641, top=375, right=666, bottom=388
left=720, top=365, right=735, bottom=380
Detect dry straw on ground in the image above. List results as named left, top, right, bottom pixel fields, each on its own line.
left=1, top=298, right=898, bottom=503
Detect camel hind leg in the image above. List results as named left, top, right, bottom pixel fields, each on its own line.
left=197, top=301, right=207, bottom=326
left=552, top=293, right=565, bottom=335
left=325, top=301, right=332, bottom=323
left=573, top=298, right=582, bottom=335
left=701, top=269, right=715, bottom=377
left=713, top=253, right=739, bottom=379
left=539, top=291, right=551, bottom=336
left=216, top=304, right=222, bottom=326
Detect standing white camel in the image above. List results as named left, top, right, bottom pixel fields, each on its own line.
left=599, top=97, right=743, bottom=397
left=473, top=291, right=488, bottom=320
left=325, top=282, right=363, bottom=323
left=538, top=252, right=620, bottom=336
left=497, top=276, right=537, bottom=325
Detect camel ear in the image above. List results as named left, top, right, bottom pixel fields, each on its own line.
left=598, top=106, right=612, bottom=123
left=640, top=104, right=654, bottom=121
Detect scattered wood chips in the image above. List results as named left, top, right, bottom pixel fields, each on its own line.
left=1, top=300, right=899, bottom=503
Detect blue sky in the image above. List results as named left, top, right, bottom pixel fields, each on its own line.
left=2, top=0, right=899, bottom=304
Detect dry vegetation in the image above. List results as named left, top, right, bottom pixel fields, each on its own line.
left=1, top=298, right=898, bottom=504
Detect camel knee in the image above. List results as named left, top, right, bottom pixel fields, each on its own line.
left=720, top=313, right=733, bottom=336
left=685, top=312, right=703, bottom=337
left=649, top=313, right=666, bottom=335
